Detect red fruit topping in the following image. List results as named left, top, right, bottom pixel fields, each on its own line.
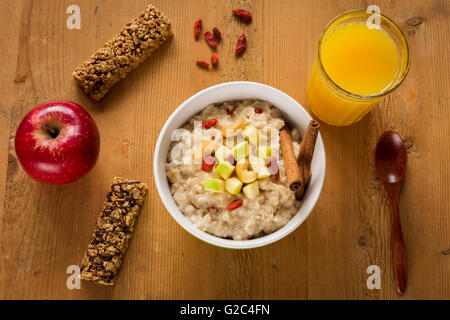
left=202, top=156, right=216, bottom=171
left=207, top=206, right=220, bottom=214
left=269, top=156, right=280, bottom=179
left=228, top=199, right=243, bottom=211
left=227, top=154, right=236, bottom=165
left=201, top=119, right=218, bottom=129
left=194, top=18, right=202, bottom=40
left=235, top=33, right=247, bottom=56
left=211, top=53, right=219, bottom=67
left=204, top=31, right=217, bottom=49
left=196, top=60, right=210, bottom=68
left=232, top=9, right=252, bottom=23
left=227, top=106, right=236, bottom=115
left=212, top=27, right=222, bottom=41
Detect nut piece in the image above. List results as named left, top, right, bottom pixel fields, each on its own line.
left=221, top=118, right=245, bottom=137
left=235, top=160, right=257, bottom=183
left=193, top=140, right=220, bottom=162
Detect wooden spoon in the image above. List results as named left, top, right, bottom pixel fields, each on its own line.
left=374, top=131, right=408, bottom=294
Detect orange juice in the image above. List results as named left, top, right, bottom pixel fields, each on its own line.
left=306, top=10, right=410, bottom=126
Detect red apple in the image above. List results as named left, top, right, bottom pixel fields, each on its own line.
left=14, top=100, right=100, bottom=185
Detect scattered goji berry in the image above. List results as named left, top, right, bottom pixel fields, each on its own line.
left=212, top=27, right=222, bottom=41
left=211, top=53, right=219, bottom=67
left=227, top=154, right=236, bottom=165
left=207, top=206, right=220, bottom=214
left=269, top=156, right=280, bottom=179
left=235, top=33, right=247, bottom=56
left=194, top=18, right=202, bottom=40
left=255, top=108, right=263, bottom=114
left=201, top=118, right=218, bottom=129
left=227, top=106, right=236, bottom=115
left=204, top=31, right=217, bottom=49
left=228, top=199, right=243, bottom=211
left=196, top=60, right=210, bottom=68
left=202, top=156, right=216, bottom=171
left=232, top=9, right=252, bottom=23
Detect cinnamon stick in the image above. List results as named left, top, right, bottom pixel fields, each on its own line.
left=279, top=126, right=303, bottom=192
left=296, top=120, right=320, bottom=200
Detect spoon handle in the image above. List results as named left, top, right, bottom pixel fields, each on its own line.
left=388, top=185, right=407, bottom=294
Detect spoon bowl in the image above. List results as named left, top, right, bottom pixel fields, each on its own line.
left=375, top=131, right=408, bottom=183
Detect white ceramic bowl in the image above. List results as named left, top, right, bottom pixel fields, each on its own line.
left=154, top=81, right=326, bottom=249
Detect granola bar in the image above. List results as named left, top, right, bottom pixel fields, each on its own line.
left=80, top=177, right=148, bottom=285
left=73, top=4, right=173, bottom=101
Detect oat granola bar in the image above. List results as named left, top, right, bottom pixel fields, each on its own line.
left=73, top=4, right=173, bottom=101
left=80, top=177, right=148, bottom=285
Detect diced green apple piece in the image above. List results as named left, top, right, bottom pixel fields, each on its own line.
left=215, top=162, right=235, bottom=179
left=204, top=178, right=225, bottom=193
left=243, top=125, right=258, bottom=146
left=250, top=156, right=270, bottom=179
left=225, top=177, right=243, bottom=195
left=215, top=145, right=232, bottom=163
left=243, top=181, right=259, bottom=200
left=232, top=141, right=248, bottom=161
left=258, top=147, right=272, bottom=159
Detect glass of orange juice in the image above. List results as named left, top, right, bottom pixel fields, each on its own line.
left=306, top=10, right=410, bottom=126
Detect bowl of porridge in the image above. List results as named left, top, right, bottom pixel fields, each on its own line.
left=154, top=81, right=325, bottom=249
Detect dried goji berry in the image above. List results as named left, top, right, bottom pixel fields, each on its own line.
left=269, top=156, right=280, bottom=179
left=255, top=108, right=263, bottom=114
left=228, top=199, right=243, bottom=211
left=232, top=9, right=252, bottom=23
left=202, top=156, right=216, bottom=171
left=227, top=154, right=236, bottom=165
left=211, top=53, right=219, bottom=67
left=201, top=118, right=218, bottom=129
left=194, top=18, right=202, bottom=40
left=204, top=31, right=217, bottom=49
left=235, top=33, right=247, bottom=56
left=227, top=106, right=236, bottom=115
left=212, top=27, right=222, bottom=41
left=196, top=60, right=210, bottom=68
left=207, top=206, right=220, bottom=214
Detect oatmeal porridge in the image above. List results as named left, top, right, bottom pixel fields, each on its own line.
left=165, top=99, right=302, bottom=240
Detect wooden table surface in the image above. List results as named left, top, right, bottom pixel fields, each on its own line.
left=1, top=0, right=449, bottom=300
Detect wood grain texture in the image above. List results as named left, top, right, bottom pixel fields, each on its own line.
left=0, top=0, right=449, bottom=299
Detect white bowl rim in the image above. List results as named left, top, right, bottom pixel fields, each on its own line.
left=153, top=81, right=326, bottom=249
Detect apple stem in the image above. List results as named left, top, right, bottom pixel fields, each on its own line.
left=41, top=124, right=59, bottom=139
